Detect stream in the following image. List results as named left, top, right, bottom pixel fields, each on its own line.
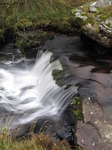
left=0, top=34, right=112, bottom=149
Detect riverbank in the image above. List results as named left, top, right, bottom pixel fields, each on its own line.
left=0, top=0, right=94, bottom=45
left=1, top=0, right=112, bottom=54
left=0, top=0, right=70, bottom=44
left=72, top=0, right=112, bottom=51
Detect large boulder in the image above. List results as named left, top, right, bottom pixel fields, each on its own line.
left=72, top=0, right=112, bottom=51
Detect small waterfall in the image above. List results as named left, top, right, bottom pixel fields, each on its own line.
left=0, top=51, right=77, bottom=130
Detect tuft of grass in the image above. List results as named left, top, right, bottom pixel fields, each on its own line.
left=99, top=4, right=112, bottom=23
left=102, top=5, right=112, bottom=18
left=0, top=132, right=71, bottom=150
left=70, top=0, right=94, bottom=7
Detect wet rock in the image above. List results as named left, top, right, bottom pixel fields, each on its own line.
left=0, top=44, right=22, bottom=61
left=77, top=97, right=112, bottom=150
left=10, top=108, right=76, bottom=148
left=82, top=23, right=112, bottom=48
left=77, top=71, right=112, bottom=149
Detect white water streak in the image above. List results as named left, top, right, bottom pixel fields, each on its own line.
left=0, top=52, right=77, bottom=129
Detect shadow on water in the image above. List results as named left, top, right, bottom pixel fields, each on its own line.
left=44, top=34, right=112, bottom=149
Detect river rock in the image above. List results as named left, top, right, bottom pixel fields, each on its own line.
left=90, top=0, right=112, bottom=10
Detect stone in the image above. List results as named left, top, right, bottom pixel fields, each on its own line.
left=90, top=1, right=98, bottom=12
left=77, top=97, right=112, bottom=150
left=90, top=6, right=97, bottom=12
left=105, top=17, right=112, bottom=27
left=75, top=12, right=87, bottom=21
left=90, top=0, right=112, bottom=12
left=72, top=0, right=112, bottom=50
left=94, top=0, right=112, bottom=8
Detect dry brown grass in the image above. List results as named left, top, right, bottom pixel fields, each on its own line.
left=0, top=132, right=71, bottom=150
left=65, top=0, right=94, bottom=7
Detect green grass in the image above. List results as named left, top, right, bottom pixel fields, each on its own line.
left=0, top=0, right=72, bottom=36
left=100, top=5, right=112, bottom=22
left=0, top=0, right=96, bottom=41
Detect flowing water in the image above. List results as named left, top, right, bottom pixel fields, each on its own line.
left=43, top=35, right=112, bottom=149
left=0, top=34, right=112, bottom=149
left=0, top=51, right=77, bottom=130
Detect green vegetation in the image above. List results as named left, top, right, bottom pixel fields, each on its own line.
left=0, top=0, right=72, bottom=41
left=99, top=5, right=112, bottom=27
left=72, top=1, right=112, bottom=31
left=71, top=96, right=83, bottom=121
left=0, top=0, right=96, bottom=43
left=52, top=69, right=65, bottom=80
left=15, top=30, right=48, bottom=52
left=102, top=5, right=112, bottom=19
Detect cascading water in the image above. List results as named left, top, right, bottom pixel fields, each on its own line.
left=0, top=51, right=77, bottom=131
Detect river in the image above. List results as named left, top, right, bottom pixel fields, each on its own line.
left=0, top=34, right=112, bottom=149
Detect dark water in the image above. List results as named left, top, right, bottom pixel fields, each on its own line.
left=44, top=35, right=112, bottom=150
left=0, top=34, right=112, bottom=149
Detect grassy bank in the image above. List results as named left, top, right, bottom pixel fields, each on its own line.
left=0, top=0, right=95, bottom=41
left=0, top=0, right=71, bottom=40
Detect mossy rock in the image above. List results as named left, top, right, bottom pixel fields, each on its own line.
left=52, top=69, right=65, bottom=80
left=71, top=96, right=84, bottom=121
left=15, top=29, right=52, bottom=55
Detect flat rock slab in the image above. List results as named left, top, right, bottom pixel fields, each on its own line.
left=77, top=96, right=112, bottom=150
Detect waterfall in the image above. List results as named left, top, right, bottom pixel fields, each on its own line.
left=0, top=51, right=77, bottom=130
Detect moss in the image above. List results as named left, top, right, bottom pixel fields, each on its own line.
left=71, top=96, right=84, bottom=121
left=15, top=29, right=49, bottom=53
left=52, top=69, right=65, bottom=80
left=15, top=38, right=24, bottom=52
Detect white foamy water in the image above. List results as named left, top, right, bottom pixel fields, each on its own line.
left=0, top=51, right=77, bottom=130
